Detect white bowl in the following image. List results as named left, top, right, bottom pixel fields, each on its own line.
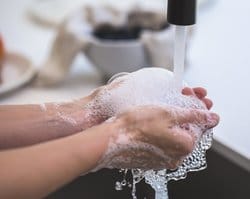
left=0, top=53, right=36, bottom=96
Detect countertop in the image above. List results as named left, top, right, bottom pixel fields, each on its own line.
left=0, top=0, right=249, bottom=171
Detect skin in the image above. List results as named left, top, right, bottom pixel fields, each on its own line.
left=0, top=86, right=219, bottom=199
left=108, top=105, right=219, bottom=170
left=0, top=96, right=96, bottom=149
left=0, top=87, right=211, bottom=150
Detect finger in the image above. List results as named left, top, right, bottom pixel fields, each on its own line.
left=202, top=98, right=213, bottom=110
left=106, top=79, right=124, bottom=90
left=174, top=108, right=220, bottom=128
left=193, top=87, right=207, bottom=99
left=167, top=159, right=184, bottom=170
left=182, top=87, right=195, bottom=96
left=167, top=128, right=195, bottom=157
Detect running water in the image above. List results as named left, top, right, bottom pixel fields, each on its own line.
left=86, top=26, right=212, bottom=197
left=152, top=26, right=188, bottom=199
left=93, top=67, right=214, bottom=199
left=112, top=26, right=213, bottom=199
left=173, top=26, right=188, bottom=90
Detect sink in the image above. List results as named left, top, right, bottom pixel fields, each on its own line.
left=46, top=149, right=250, bottom=199
left=168, top=149, right=250, bottom=199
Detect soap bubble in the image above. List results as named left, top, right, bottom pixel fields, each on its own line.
left=89, top=67, right=214, bottom=199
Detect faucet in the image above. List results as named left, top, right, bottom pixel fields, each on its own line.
left=167, top=0, right=197, bottom=89
left=167, top=0, right=196, bottom=26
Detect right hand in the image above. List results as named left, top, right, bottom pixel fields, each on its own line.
left=97, top=105, right=220, bottom=170
left=83, top=81, right=215, bottom=129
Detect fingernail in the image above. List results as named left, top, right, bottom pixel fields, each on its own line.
left=195, top=92, right=203, bottom=99
left=207, top=113, right=220, bottom=126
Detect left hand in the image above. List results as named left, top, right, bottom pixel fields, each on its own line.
left=78, top=85, right=214, bottom=129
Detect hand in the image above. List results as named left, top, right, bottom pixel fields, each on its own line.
left=96, top=105, right=219, bottom=170
left=182, top=87, right=213, bottom=110
left=82, top=82, right=215, bottom=128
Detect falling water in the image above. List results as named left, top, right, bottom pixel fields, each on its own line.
left=173, top=26, right=188, bottom=90
left=112, top=27, right=213, bottom=199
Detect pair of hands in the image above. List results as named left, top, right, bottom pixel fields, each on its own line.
left=83, top=82, right=219, bottom=170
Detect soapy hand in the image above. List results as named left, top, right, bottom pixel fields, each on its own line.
left=182, top=87, right=213, bottom=110
left=84, top=68, right=220, bottom=170
left=96, top=105, right=219, bottom=170
left=84, top=79, right=214, bottom=127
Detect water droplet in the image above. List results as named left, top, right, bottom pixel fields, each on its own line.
left=115, top=182, right=123, bottom=191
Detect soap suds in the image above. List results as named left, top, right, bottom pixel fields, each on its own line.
left=87, top=67, right=209, bottom=168
left=93, top=130, right=173, bottom=172
left=39, top=103, right=47, bottom=112
left=56, top=111, right=77, bottom=127
left=86, top=67, right=206, bottom=121
left=87, top=67, right=213, bottom=199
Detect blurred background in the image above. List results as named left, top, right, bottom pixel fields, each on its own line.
left=0, top=0, right=249, bottom=198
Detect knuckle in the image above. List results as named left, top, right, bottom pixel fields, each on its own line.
left=178, top=135, right=195, bottom=156
left=193, top=110, right=206, bottom=124
left=158, top=108, right=171, bottom=119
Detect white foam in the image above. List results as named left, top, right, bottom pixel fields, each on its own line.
left=88, top=68, right=208, bottom=169
left=39, top=103, right=47, bottom=112
left=87, top=67, right=206, bottom=120
left=87, top=67, right=212, bottom=199
left=57, top=111, right=77, bottom=126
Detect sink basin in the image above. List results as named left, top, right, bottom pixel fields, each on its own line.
left=168, top=149, right=250, bottom=199
left=46, top=149, right=250, bottom=199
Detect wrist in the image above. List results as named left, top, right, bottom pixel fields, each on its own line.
left=72, top=89, right=111, bottom=129
left=43, top=98, right=93, bottom=136
left=72, top=95, right=107, bottom=129
left=79, top=117, right=126, bottom=172
left=73, top=121, right=112, bottom=173
left=58, top=97, right=94, bottom=132
left=54, top=85, right=110, bottom=134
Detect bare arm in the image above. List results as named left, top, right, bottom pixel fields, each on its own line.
left=0, top=106, right=219, bottom=199
left=0, top=121, right=114, bottom=199
left=0, top=95, right=99, bottom=149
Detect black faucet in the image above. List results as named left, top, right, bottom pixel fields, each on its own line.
left=167, top=0, right=196, bottom=26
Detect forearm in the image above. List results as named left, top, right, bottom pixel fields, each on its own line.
left=0, top=121, right=117, bottom=199
left=0, top=96, right=95, bottom=149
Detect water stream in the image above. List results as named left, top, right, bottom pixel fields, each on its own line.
left=114, top=26, right=213, bottom=199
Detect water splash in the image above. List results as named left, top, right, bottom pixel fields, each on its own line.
left=115, top=12, right=208, bottom=199
left=115, top=129, right=213, bottom=199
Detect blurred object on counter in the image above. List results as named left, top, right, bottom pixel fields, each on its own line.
left=0, top=35, right=5, bottom=84
left=128, top=10, right=169, bottom=31
left=0, top=36, right=37, bottom=96
left=28, top=0, right=87, bottom=28
left=93, top=11, right=169, bottom=40
left=0, top=53, right=37, bottom=97
left=28, top=0, right=210, bottom=29
left=27, top=0, right=163, bottom=28
left=35, top=4, right=193, bottom=87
